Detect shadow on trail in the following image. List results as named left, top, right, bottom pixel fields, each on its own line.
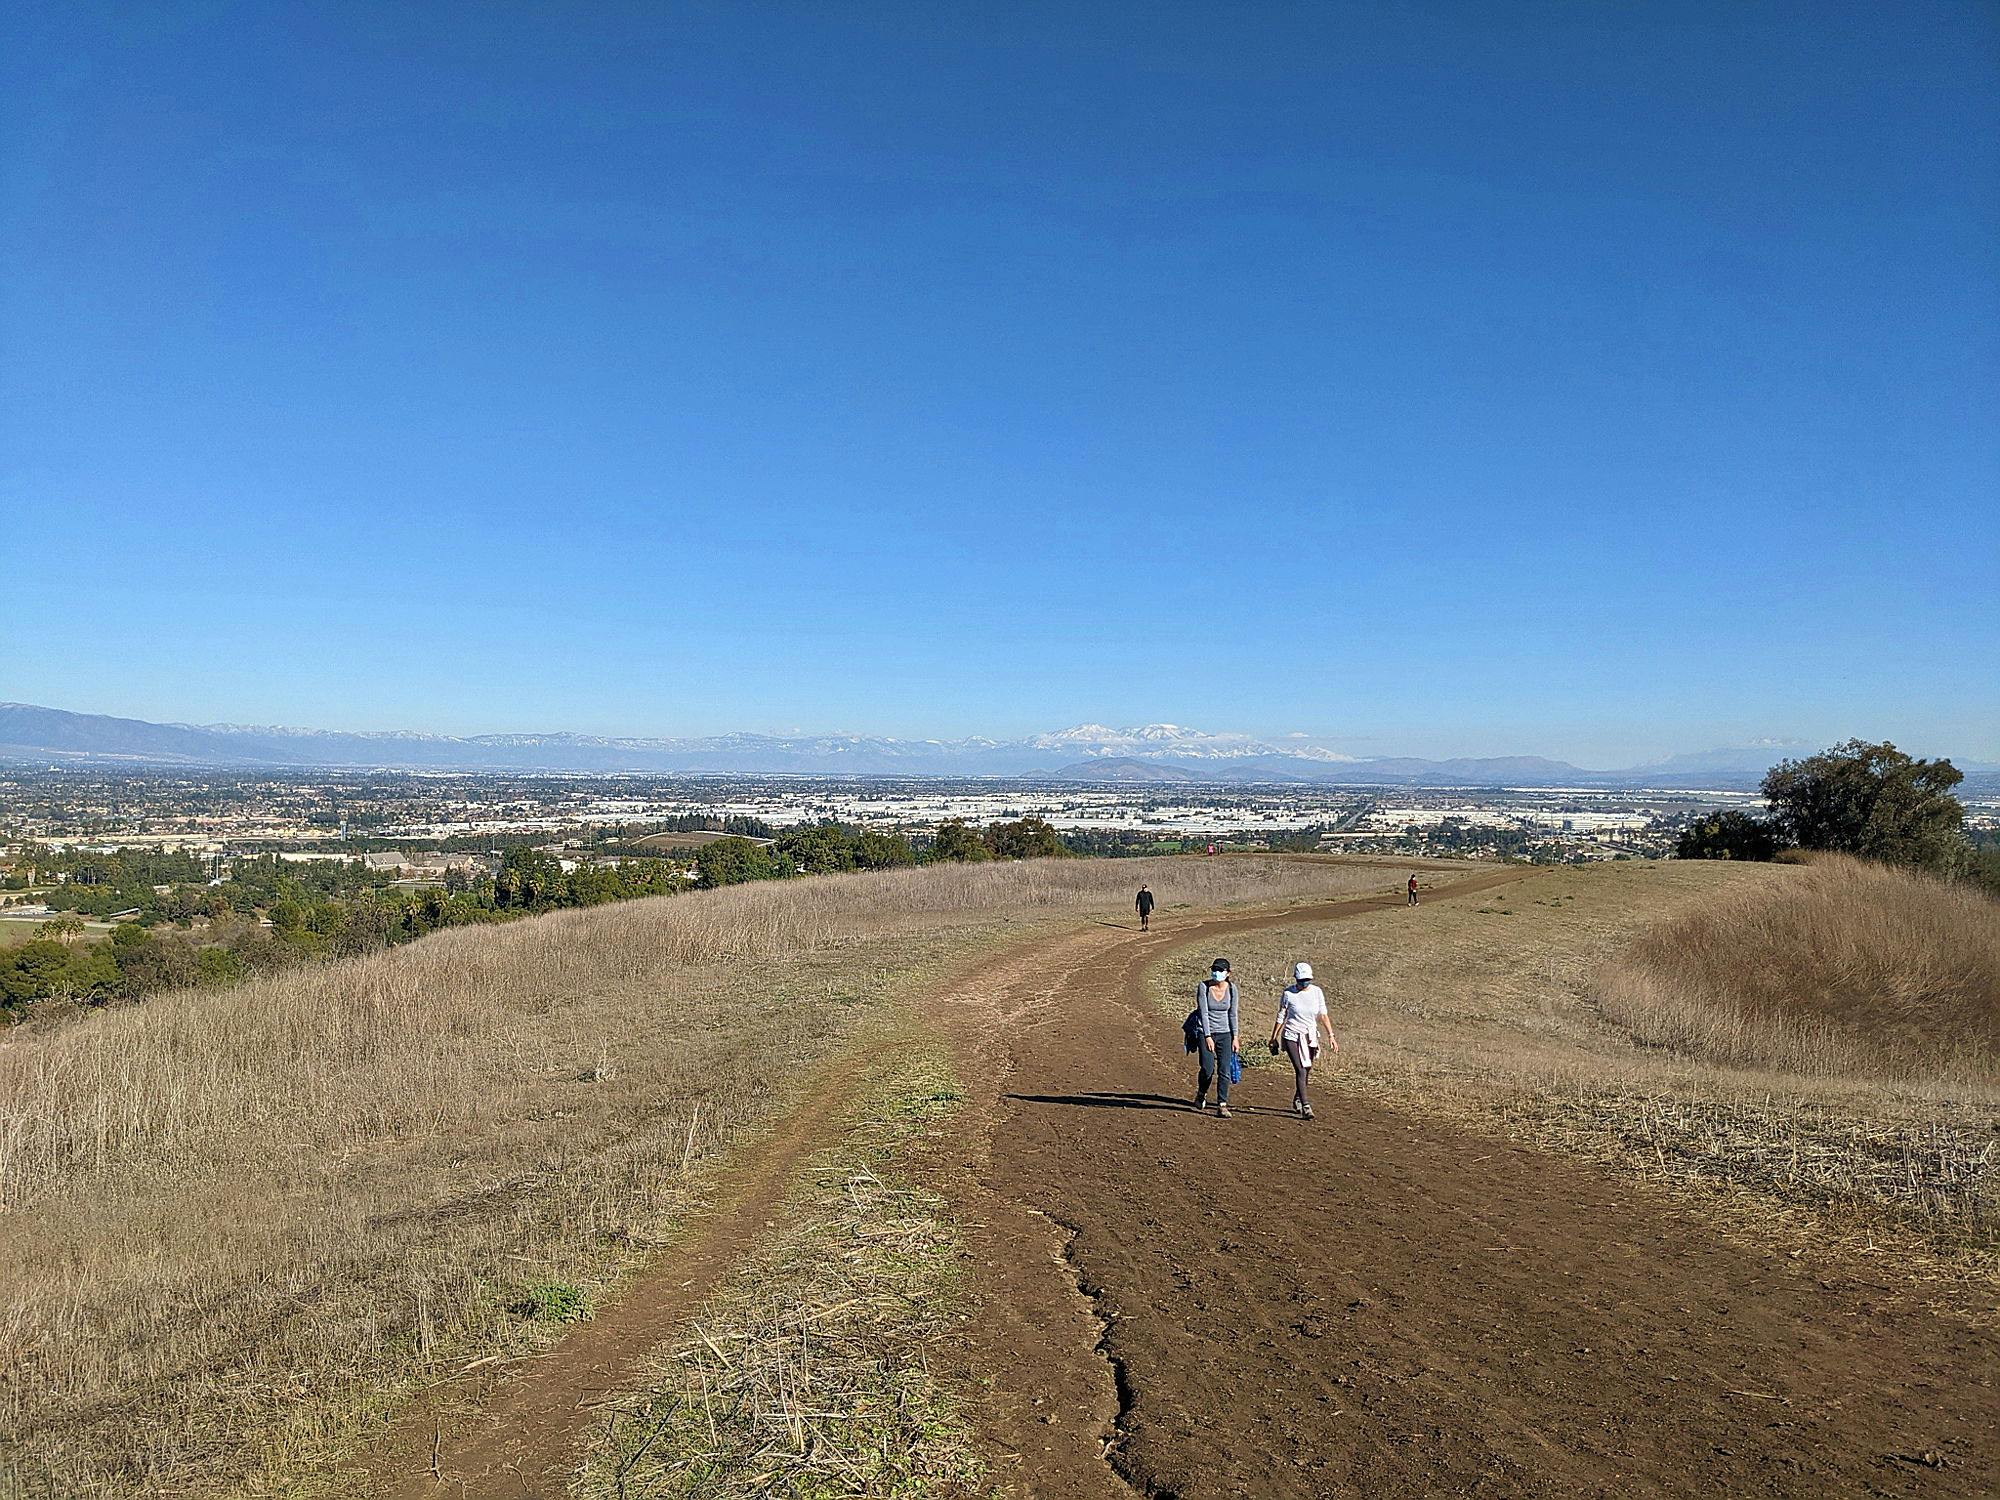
left=1007, top=1091, right=1190, bottom=1111
left=1009, top=1091, right=1305, bottom=1121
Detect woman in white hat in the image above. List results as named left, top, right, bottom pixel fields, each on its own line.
left=1270, top=961, right=1337, bottom=1119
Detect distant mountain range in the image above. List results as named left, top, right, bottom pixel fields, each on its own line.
left=2, top=703, right=1991, bottom=791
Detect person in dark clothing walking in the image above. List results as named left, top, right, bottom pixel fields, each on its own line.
left=1408, top=874, right=1420, bottom=906
left=1136, top=885, right=1155, bottom=930
left=1192, top=958, right=1239, bottom=1117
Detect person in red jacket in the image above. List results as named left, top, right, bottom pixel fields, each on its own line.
left=1407, top=874, right=1420, bottom=906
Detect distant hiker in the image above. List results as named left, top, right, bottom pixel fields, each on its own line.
left=1407, top=874, right=1420, bottom=907
left=1191, top=958, right=1239, bottom=1117
left=1136, top=885, right=1155, bottom=930
left=1270, top=961, right=1338, bottom=1119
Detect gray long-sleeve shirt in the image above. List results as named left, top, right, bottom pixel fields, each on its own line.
left=1195, top=980, right=1238, bottom=1038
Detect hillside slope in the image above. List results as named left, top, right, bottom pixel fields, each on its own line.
left=0, top=855, right=1403, bottom=1498
left=1599, top=853, right=2000, bottom=1081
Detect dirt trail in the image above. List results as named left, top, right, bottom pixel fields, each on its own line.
left=939, top=871, right=2000, bottom=1498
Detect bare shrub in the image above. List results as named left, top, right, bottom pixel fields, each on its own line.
left=1597, top=854, right=2000, bottom=1083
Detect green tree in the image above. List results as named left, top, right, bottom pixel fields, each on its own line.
left=929, top=820, right=991, bottom=863
left=1760, top=740, right=1968, bottom=872
left=1675, top=811, right=1780, bottom=862
left=44, top=912, right=87, bottom=944
left=495, top=847, right=565, bottom=909
left=195, top=946, right=244, bottom=987
left=694, top=837, right=788, bottom=889
left=776, top=824, right=859, bottom=875
left=984, top=816, right=1069, bottom=860
left=853, top=830, right=918, bottom=870
left=0, top=939, right=118, bottom=1004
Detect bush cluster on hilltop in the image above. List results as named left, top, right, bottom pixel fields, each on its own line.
left=1679, top=740, right=1988, bottom=891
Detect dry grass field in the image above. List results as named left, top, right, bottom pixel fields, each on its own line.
left=0, top=854, right=1392, bottom=1500
left=1599, top=853, right=2000, bottom=1083
left=1163, top=857, right=2000, bottom=1268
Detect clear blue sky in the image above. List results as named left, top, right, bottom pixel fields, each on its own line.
left=4, top=2, right=1995, bottom=765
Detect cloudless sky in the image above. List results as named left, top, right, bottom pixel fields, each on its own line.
left=4, top=1, right=1996, bottom=765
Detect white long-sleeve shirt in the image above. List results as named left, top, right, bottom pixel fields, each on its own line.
left=1276, top=982, right=1327, bottom=1043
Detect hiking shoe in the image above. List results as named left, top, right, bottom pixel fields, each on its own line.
left=1216, top=1103, right=1232, bottom=1118
left=1192, top=1092, right=1206, bottom=1112
left=1302, top=1103, right=1315, bottom=1120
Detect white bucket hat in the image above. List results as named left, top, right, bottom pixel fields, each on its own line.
left=1293, top=961, right=1313, bottom=981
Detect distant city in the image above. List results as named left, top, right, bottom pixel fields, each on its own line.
left=5, top=705, right=1995, bottom=929
left=8, top=763, right=1992, bottom=885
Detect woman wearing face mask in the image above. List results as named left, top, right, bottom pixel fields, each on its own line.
left=1271, top=961, right=1338, bottom=1119
left=1191, top=958, right=1239, bottom=1117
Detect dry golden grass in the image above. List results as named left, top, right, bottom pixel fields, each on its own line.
left=1598, top=853, right=2000, bottom=1084
left=0, top=854, right=1374, bottom=1500
left=578, top=1043, right=983, bottom=1500
left=1160, top=859, right=2000, bottom=1271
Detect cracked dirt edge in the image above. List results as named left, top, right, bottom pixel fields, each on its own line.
left=917, top=926, right=1151, bottom=1499
left=1047, top=1212, right=1166, bottom=1500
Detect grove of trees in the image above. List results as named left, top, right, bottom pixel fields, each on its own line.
left=1679, top=740, right=1985, bottom=889
left=1, top=816, right=1077, bottom=1013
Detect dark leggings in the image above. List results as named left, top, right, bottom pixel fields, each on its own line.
left=1196, top=1032, right=1234, bottom=1103
left=1285, top=1037, right=1314, bottom=1107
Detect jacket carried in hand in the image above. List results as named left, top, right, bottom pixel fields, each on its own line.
left=1182, top=979, right=1239, bottom=1052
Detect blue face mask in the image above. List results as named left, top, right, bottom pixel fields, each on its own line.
left=1209, top=970, right=1228, bottom=983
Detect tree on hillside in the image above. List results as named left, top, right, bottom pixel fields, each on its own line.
left=853, top=830, right=918, bottom=870
left=776, top=824, right=859, bottom=876
left=929, top=820, right=991, bottom=863
left=1760, top=740, right=1968, bottom=873
left=1676, top=811, right=1780, bottom=862
left=495, top=846, right=565, bottom=909
left=693, top=837, right=789, bottom=889
left=44, top=912, right=87, bottom=945
left=984, top=816, right=1070, bottom=860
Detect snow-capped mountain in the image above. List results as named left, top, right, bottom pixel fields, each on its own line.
left=1026, top=723, right=1305, bottom=761
left=6, top=703, right=1982, bottom=789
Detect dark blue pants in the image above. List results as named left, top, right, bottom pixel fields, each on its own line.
left=1196, top=1031, right=1234, bottom=1103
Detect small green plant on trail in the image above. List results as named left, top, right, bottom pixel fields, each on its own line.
left=518, top=1280, right=592, bottom=1325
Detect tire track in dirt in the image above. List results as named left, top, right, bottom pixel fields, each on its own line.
left=935, top=870, right=2000, bottom=1498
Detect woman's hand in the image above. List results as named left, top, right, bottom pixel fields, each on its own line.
left=1202, top=1036, right=1215, bottom=1054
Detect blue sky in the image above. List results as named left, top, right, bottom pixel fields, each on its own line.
left=4, top=1, right=1995, bottom=765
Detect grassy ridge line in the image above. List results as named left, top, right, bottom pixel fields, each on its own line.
left=574, top=1038, right=983, bottom=1500
left=0, top=855, right=1381, bottom=1498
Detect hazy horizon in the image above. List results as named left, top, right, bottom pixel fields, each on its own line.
left=9, top=698, right=1994, bottom=773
